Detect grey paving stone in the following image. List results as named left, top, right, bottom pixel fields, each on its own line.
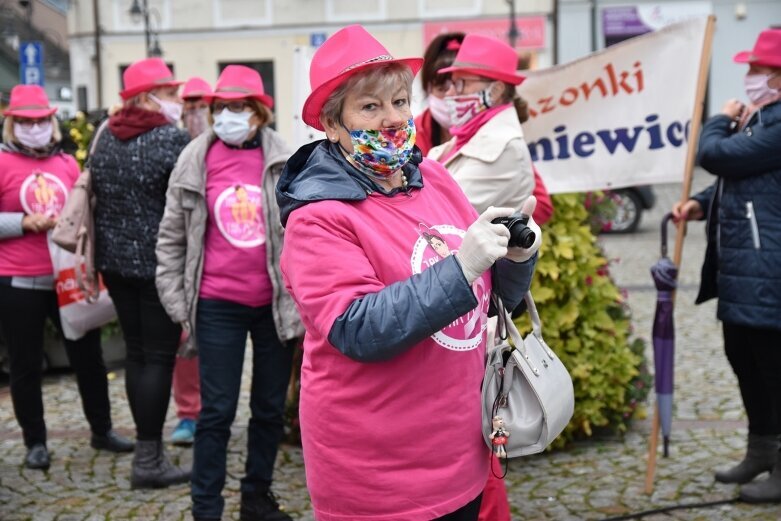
left=2, top=172, right=780, bottom=520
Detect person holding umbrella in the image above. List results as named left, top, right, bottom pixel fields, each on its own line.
left=672, top=27, right=781, bottom=503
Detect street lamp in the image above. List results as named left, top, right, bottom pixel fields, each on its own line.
left=128, top=0, right=163, bottom=57
left=506, top=0, right=519, bottom=48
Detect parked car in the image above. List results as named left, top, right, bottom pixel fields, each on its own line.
left=603, top=186, right=656, bottom=233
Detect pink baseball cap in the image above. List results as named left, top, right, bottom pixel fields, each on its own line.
left=3, top=85, right=57, bottom=118
left=208, top=65, right=273, bottom=109
left=181, top=77, right=213, bottom=100
left=438, top=34, right=526, bottom=86
left=734, top=29, right=781, bottom=69
left=302, top=25, right=423, bottom=131
left=120, top=58, right=182, bottom=100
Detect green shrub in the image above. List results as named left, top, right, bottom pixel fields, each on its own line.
left=65, top=111, right=94, bottom=168
left=514, top=193, right=650, bottom=446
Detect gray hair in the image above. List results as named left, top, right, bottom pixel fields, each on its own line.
left=320, top=63, right=414, bottom=127
left=2, top=114, right=62, bottom=146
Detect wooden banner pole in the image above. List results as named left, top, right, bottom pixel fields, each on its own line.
left=644, top=14, right=716, bottom=496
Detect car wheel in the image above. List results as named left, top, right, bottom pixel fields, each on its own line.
left=606, top=189, right=643, bottom=233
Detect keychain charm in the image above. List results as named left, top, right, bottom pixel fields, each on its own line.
left=489, top=415, right=510, bottom=459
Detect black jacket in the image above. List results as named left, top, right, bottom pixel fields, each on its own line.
left=276, top=140, right=536, bottom=362
left=692, top=101, right=781, bottom=330
left=91, top=124, right=190, bottom=280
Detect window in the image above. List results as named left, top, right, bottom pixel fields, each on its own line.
left=419, top=0, right=481, bottom=18
left=325, top=0, right=386, bottom=22
left=213, top=0, right=272, bottom=27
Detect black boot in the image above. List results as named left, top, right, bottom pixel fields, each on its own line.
left=240, top=488, right=292, bottom=521
left=130, top=439, right=190, bottom=489
left=91, top=429, right=135, bottom=453
left=24, top=443, right=50, bottom=470
left=715, top=433, right=779, bottom=484
left=740, top=452, right=781, bottom=503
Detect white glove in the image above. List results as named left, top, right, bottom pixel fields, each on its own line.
left=456, top=206, right=514, bottom=284
left=505, top=196, right=542, bottom=263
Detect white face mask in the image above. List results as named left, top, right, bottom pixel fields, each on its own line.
left=427, top=95, right=453, bottom=129
left=149, top=93, right=184, bottom=124
left=213, top=110, right=256, bottom=145
left=14, top=121, right=53, bottom=149
left=744, top=73, right=779, bottom=105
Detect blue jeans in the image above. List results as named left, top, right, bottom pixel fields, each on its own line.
left=191, top=299, right=294, bottom=519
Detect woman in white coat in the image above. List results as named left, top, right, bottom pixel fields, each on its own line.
left=428, top=34, right=535, bottom=213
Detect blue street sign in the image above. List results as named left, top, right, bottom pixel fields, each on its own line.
left=19, top=41, right=44, bottom=86
left=310, top=32, right=327, bottom=48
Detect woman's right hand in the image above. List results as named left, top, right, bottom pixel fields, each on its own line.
left=672, top=199, right=704, bottom=223
left=456, top=206, right=513, bottom=284
left=22, top=213, right=56, bottom=233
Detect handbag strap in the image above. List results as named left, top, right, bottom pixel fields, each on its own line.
left=72, top=119, right=108, bottom=303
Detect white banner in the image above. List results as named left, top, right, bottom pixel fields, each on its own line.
left=518, top=18, right=710, bottom=194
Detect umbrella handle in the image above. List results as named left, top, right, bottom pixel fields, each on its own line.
left=661, top=212, right=674, bottom=258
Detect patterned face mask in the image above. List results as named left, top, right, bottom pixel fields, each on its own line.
left=344, top=118, right=416, bottom=177
left=445, top=86, right=494, bottom=128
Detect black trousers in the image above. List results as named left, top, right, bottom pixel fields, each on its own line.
left=723, top=322, right=781, bottom=435
left=102, top=273, right=180, bottom=441
left=0, top=283, right=112, bottom=448
left=433, top=494, right=483, bottom=521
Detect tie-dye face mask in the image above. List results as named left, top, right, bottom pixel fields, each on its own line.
left=343, top=118, right=416, bottom=177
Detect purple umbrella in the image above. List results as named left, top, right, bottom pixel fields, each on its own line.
left=650, top=212, right=678, bottom=457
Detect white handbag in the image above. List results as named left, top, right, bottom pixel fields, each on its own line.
left=482, top=292, right=574, bottom=459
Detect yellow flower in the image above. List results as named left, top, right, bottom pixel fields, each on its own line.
left=75, top=111, right=86, bottom=121
left=76, top=149, right=87, bottom=161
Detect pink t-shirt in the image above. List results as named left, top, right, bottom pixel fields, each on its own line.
left=281, top=159, right=491, bottom=520
left=0, top=151, right=78, bottom=277
left=199, top=140, right=273, bottom=307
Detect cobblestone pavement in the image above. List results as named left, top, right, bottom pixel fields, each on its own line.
left=2, top=170, right=780, bottom=520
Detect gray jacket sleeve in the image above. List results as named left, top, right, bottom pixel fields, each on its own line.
left=490, top=253, right=538, bottom=315
left=0, top=213, right=24, bottom=239
left=328, top=255, right=478, bottom=362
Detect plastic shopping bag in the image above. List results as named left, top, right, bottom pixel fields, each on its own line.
left=48, top=237, right=116, bottom=340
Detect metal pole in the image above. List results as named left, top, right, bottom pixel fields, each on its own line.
left=143, top=0, right=150, bottom=58
left=552, top=0, right=559, bottom=65
left=92, top=0, right=103, bottom=108
left=507, top=0, right=518, bottom=48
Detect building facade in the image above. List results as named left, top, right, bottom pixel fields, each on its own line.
left=68, top=0, right=554, bottom=144
left=559, top=0, right=781, bottom=118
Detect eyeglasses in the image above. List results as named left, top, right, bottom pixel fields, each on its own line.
left=14, top=118, right=50, bottom=129
left=212, top=101, right=250, bottom=114
left=440, top=77, right=491, bottom=95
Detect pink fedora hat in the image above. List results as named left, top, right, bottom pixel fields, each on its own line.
left=181, top=77, right=213, bottom=100
left=120, top=58, right=182, bottom=100
left=438, top=34, right=525, bottom=86
left=3, top=85, right=57, bottom=118
left=734, top=29, right=781, bottom=68
left=208, top=65, right=273, bottom=108
left=302, top=25, right=423, bottom=131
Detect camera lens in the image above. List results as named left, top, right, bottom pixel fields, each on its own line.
left=508, top=222, right=536, bottom=249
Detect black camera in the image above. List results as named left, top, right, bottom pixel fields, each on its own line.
left=492, top=213, right=536, bottom=249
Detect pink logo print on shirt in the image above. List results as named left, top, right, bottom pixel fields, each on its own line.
left=19, top=171, right=68, bottom=218
left=411, top=223, right=490, bottom=351
left=213, top=183, right=265, bottom=248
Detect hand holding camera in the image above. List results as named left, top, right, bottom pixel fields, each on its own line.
left=495, top=196, right=542, bottom=263
left=456, top=206, right=514, bottom=284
